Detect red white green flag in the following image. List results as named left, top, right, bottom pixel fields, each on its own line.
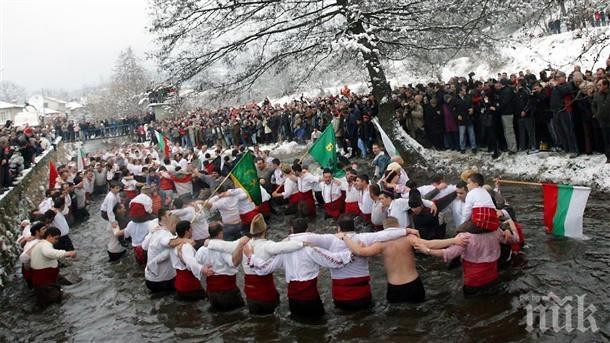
left=155, top=130, right=171, bottom=158
left=542, top=183, right=590, bottom=238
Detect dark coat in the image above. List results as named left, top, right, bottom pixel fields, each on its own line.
left=591, top=90, right=610, bottom=127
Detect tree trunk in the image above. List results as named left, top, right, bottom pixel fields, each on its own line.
left=345, top=13, right=428, bottom=168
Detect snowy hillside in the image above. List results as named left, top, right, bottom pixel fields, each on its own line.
left=442, top=27, right=610, bottom=81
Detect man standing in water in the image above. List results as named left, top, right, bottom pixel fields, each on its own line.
left=143, top=210, right=189, bottom=295
left=207, top=213, right=304, bottom=315
left=195, top=222, right=250, bottom=311
left=341, top=217, right=464, bottom=304
left=244, top=218, right=353, bottom=319
left=29, top=227, right=77, bottom=306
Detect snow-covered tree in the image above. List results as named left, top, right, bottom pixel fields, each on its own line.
left=0, top=81, right=27, bottom=104
left=149, top=0, right=539, bottom=165
left=108, top=47, right=150, bottom=117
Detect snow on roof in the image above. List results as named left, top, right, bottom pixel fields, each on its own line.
left=41, top=95, right=67, bottom=104
left=66, top=102, right=84, bottom=110
left=0, top=101, right=24, bottom=109
left=42, top=108, right=61, bottom=115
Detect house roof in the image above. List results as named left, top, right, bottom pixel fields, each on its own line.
left=66, top=101, right=84, bottom=110
left=0, top=101, right=24, bottom=110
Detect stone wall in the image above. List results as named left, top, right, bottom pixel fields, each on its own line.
left=0, top=141, right=69, bottom=287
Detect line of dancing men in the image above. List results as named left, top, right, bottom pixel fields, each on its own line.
left=17, top=143, right=525, bottom=316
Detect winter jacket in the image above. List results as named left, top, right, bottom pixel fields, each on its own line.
left=423, top=104, right=444, bottom=134
left=514, top=88, right=531, bottom=117
left=498, top=86, right=515, bottom=115
left=549, top=82, right=574, bottom=113
left=591, top=90, right=610, bottom=127
left=451, top=95, right=471, bottom=125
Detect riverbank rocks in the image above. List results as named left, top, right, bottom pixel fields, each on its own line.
left=0, top=141, right=69, bottom=287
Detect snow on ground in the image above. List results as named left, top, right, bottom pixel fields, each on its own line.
left=391, top=125, right=610, bottom=192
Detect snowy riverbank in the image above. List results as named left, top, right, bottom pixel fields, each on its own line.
left=255, top=136, right=610, bottom=192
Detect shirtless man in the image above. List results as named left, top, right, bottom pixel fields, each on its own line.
left=341, top=217, right=425, bottom=303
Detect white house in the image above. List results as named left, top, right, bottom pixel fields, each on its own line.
left=0, top=101, right=24, bottom=124
left=28, top=95, right=67, bottom=116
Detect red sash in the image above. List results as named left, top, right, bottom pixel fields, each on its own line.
left=240, top=208, right=260, bottom=225
left=361, top=213, right=371, bottom=223
left=258, top=202, right=271, bottom=216
left=324, top=196, right=345, bottom=219
left=331, top=276, right=372, bottom=302
left=462, top=260, right=498, bottom=287
left=299, top=190, right=316, bottom=216
left=512, top=222, right=525, bottom=252
left=174, top=269, right=203, bottom=293
left=134, top=246, right=147, bottom=265
left=345, top=202, right=361, bottom=216
left=207, top=274, right=238, bottom=293
left=287, top=277, right=319, bottom=301
left=125, top=190, right=138, bottom=200
left=31, top=267, right=59, bottom=287
left=244, top=273, right=279, bottom=302
left=288, top=192, right=301, bottom=205
left=22, top=265, right=32, bottom=285
left=129, top=203, right=149, bottom=222
left=471, top=207, right=499, bottom=231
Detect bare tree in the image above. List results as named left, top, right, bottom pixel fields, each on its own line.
left=0, top=81, right=27, bottom=104
left=149, top=0, right=535, bottom=165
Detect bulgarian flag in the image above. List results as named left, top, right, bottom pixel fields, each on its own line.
left=542, top=183, right=590, bottom=238
left=229, top=151, right=262, bottom=205
left=155, top=130, right=171, bottom=158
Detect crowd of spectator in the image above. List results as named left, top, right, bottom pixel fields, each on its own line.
left=548, top=8, right=610, bottom=34
left=51, top=114, right=154, bottom=143
left=146, top=59, right=610, bottom=164
left=0, top=124, right=55, bottom=194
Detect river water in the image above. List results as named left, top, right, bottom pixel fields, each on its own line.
left=0, top=152, right=608, bottom=342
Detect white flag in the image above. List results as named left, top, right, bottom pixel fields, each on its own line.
left=76, top=147, right=84, bottom=171
left=372, top=117, right=399, bottom=157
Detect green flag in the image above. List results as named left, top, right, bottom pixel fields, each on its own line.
left=308, top=125, right=345, bottom=177
left=230, top=151, right=262, bottom=205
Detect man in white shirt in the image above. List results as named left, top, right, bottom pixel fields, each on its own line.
left=194, top=222, right=250, bottom=311
left=101, top=182, right=121, bottom=226
left=379, top=190, right=437, bottom=228
left=355, top=174, right=374, bottom=224
left=244, top=218, right=352, bottom=319
left=206, top=188, right=244, bottom=240
left=171, top=198, right=209, bottom=249
left=170, top=221, right=207, bottom=301
left=208, top=214, right=303, bottom=315
left=293, top=213, right=413, bottom=311
left=292, top=164, right=318, bottom=217
left=19, top=222, right=46, bottom=288
left=44, top=197, right=74, bottom=251
left=143, top=211, right=187, bottom=295
left=29, top=227, right=77, bottom=306
left=319, top=169, right=344, bottom=219
left=342, top=169, right=361, bottom=216
left=271, top=165, right=299, bottom=214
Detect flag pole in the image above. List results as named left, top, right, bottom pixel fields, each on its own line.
left=299, top=124, right=333, bottom=163
left=206, top=150, right=249, bottom=201
left=497, top=179, right=542, bottom=187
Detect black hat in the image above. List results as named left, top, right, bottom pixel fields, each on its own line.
left=408, top=189, right=423, bottom=208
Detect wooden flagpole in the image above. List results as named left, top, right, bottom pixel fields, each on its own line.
left=497, top=179, right=542, bottom=187
left=206, top=151, right=248, bottom=201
